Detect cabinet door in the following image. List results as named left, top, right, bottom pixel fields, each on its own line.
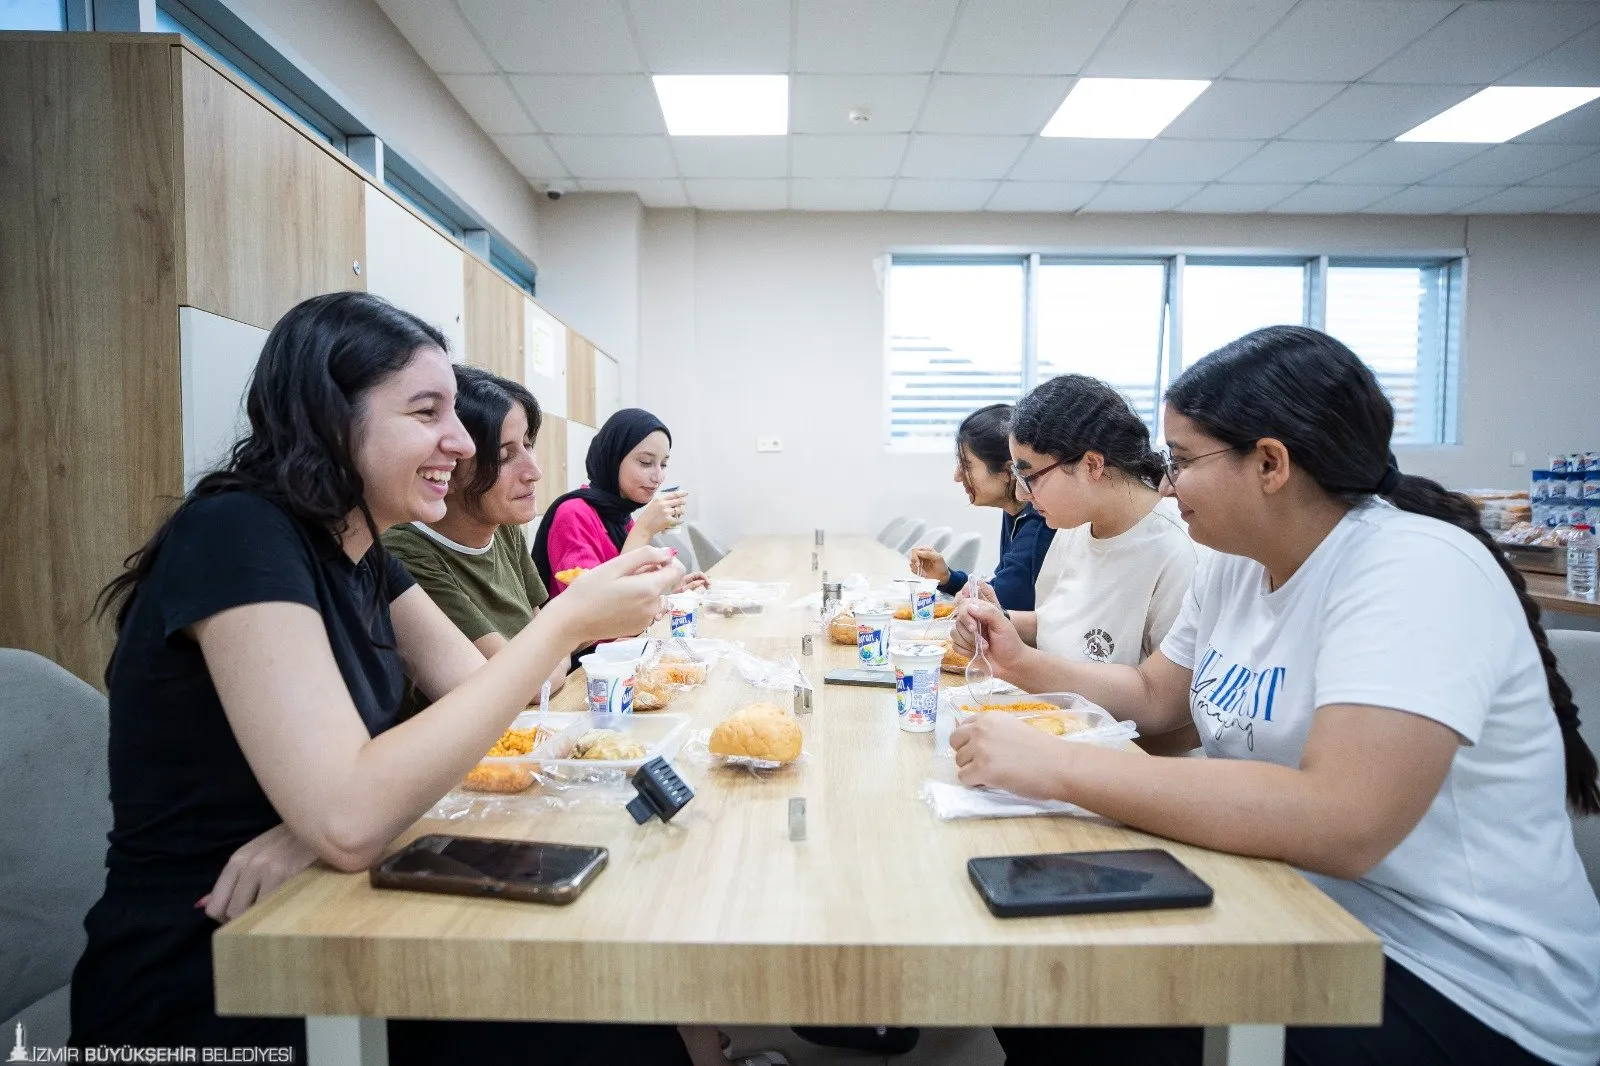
left=463, top=256, right=523, bottom=381
left=534, top=413, right=567, bottom=517
left=363, top=183, right=466, bottom=360
left=179, top=49, right=364, bottom=330
left=566, top=331, right=598, bottom=428
left=594, top=350, right=621, bottom=426
left=180, top=307, right=267, bottom=490
left=525, top=297, right=568, bottom=418
left=566, top=421, right=596, bottom=492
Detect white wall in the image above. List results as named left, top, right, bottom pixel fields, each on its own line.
left=636, top=208, right=1600, bottom=567
left=534, top=194, right=645, bottom=407
left=216, top=0, right=540, bottom=262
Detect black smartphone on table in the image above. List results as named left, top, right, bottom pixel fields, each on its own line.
left=968, top=848, right=1213, bottom=918
left=370, top=834, right=608, bottom=905
left=824, top=667, right=897, bottom=688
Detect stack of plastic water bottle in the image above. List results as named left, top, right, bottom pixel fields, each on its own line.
left=1530, top=453, right=1600, bottom=531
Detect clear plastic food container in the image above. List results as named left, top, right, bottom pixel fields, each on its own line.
left=701, top=581, right=788, bottom=615
left=532, top=712, right=691, bottom=773
left=937, top=691, right=1137, bottom=753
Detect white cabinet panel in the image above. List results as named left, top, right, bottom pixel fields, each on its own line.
left=566, top=420, right=596, bottom=493
left=180, top=306, right=267, bottom=490
left=363, top=184, right=465, bottom=361
left=525, top=296, right=567, bottom=418
left=594, top=350, right=621, bottom=426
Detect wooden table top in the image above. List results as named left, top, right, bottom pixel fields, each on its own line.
left=214, top=534, right=1381, bottom=1027
left=1524, top=570, right=1600, bottom=620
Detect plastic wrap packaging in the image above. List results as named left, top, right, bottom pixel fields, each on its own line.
left=730, top=645, right=812, bottom=693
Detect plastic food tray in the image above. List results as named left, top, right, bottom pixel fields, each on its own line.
left=531, top=712, right=691, bottom=773
left=473, top=710, right=584, bottom=765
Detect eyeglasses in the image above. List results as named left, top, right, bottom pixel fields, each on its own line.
left=1160, top=446, right=1235, bottom=484
left=1010, top=459, right=1066, bottom=495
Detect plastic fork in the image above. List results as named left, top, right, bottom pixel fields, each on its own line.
left=963, top=575, right=994, bottom=693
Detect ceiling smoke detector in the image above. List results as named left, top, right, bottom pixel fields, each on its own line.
left=848, top=108, right=870, bottom=126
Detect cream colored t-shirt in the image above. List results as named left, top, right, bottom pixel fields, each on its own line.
left=1032, top=497, right=1198, bottom=666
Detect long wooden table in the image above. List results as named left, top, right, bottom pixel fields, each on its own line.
left=215, top=535, right=1382, bottom=1065
left=1525, top=570, right=1600, bottom=621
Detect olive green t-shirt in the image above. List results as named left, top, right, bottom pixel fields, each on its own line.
left=383, top=522, right=549, bottom=716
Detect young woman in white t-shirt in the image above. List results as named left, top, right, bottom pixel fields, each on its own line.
left=953, top=326, right=1600, bottom=1066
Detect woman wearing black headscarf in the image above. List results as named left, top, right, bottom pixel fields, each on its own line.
left=533, top=408, right=707, bottom=596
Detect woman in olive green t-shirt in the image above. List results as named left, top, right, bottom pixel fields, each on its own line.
left=384, top=365, right=567, bottom=715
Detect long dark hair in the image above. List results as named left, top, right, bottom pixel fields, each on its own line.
left=451, top=365, right=542, bottom=513
left=956, top=403, right=1015, bottom=475
left=1011, top=374, right=1165, bottom=488
left=97, top=291, right=448, bottom=635
left=1167, top=324, right=1599, bottom=814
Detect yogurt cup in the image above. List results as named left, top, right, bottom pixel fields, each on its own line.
left=909, top=578, right=938, bottom=621
left=855, top=607, right=892, bottom=667
left=891, top=641, right=944, bottom=732
left=667, top=591, right=699, bottom=638
left=656, top=484, right=684, bottom=528
left=579, top=652, right=639, bottom=715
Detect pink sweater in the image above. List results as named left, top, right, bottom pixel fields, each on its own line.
left=545, top=496, right=634, bottom=595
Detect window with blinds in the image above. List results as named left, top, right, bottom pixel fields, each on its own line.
left=885, top=253, right=1463, bottom=451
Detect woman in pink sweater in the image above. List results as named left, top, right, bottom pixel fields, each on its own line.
left=533, top=408, right=706, bottom=595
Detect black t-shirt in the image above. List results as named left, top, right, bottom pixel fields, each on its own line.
left=102, top=491, right=414, bottom=887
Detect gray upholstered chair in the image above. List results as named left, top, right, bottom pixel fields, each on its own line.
left=891, top=521, right=927, bottom=555
left=653, top=526, right=700, bottom=573
left=923, top=526, right=954, bottom=553
left=0, top=649, right=111, bottom=1048
left=1546, top=629, right=1600, bottom=895
left=686, top=522, right=729, bottom=570
left=944, top=532, right=982, bottom=577
left=876, top=517, right=910, bottom=547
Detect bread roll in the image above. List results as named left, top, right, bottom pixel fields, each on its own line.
left=709, top=702, right=803, bottom=764
left=828, top=613, right=858, bottom=645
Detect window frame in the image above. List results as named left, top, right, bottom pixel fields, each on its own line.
left=884, top=247, right=1467, bottom=453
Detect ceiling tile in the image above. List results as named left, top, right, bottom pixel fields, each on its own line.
left=1084, top=0, right=1297, bottom=78
left=577, top=178, right=689, bottom=207
left=672, top=137, right=790, bottom=178
left=457, top=0, right=643, bottom=73
left=795, top=0, right=961, bottom=73
left=1364, top=3, right=1600, bottom=84
left=686, top=179, right=789, bottom=209
left=1081, top=183, right=1205, bottom=211
left=789, top=178, right=895, bottom=210
left=1284, top=83, right=1477, bottom=142
left=1550, top=191, right=1600, bottom=212
left=1423, top=144, right=1594, bottom=185
left=985, top=181, right=1102, bottom=211
left=1361, top=185, right=1503, bottom=213
left=900, top=135, right=1031, bottom=179
left=375, top=0, right=497, bottom=73
left=1269, top=183, right=1405, bottom=212
left=1456, top=185, right=1595, bottom=213
left=1221, top=141, right=1377, bottom=183
left=1007, top=138, right=1146, bottom=180
left=887, top=180, right=1000, bottom=210
left=1511, top=100, right=1600, bottom=145
left=1176, top=183, right=1300, bottom=211
left=1115, top=139, right=1266, bottom=182
left=494, top=135, right=568, bottom=178
left=626, top=0, right=790, bottom=73
left=1230, top=2, right=1457, bottom=82
left=790, top=75, right=932, bottom=134
left=792, top=135, right=909, bottom=177
left=547, top=135, right=679, bottom=178
left=442, top=75, right=536, bottom=135
left=1501, top=24, right=1600, bottom=85
left=1322, top=142, right=1488, bottom=184
left=1161, top=80, right=1345, bottom=140
left=1527, top=149, right=1600, bottom=186
left=916, top=76, right=1073, bottom=134
left=941, top=0, right=1127, bottom=75
left=509, top=75, right=664, bottom=135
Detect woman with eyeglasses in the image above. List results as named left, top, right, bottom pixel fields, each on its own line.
left=953, top=327, right=1600, bottom=1065
left=908, top=403, right=1056, bottom=611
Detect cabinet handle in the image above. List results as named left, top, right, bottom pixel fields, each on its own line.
left=352, top=261, right=362, bottom=275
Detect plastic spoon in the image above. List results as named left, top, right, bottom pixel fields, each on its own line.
left=537, top=678, right=552, bottom=739
left=963, top=575, right=994, bottom=693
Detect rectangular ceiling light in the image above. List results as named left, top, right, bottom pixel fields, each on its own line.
left=1397, top=86, right=1600, bottom=143
left=653, top=74, right=788, bottom=136
left=1041, top=78, right=1211, bottom=139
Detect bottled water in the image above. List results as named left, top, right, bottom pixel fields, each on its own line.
left=1567, top=524, right=1597, bottom=599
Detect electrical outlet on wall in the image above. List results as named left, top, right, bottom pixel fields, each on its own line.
left=757, top=438, right=783, bottom=453
left=1511, top=450, right=1527, bottom=467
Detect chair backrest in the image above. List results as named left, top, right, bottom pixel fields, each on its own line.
left=686, top=522, right=729, bottom=570
left=924, top=526, right=955, bottom=553
left=891, top=520, right=928, bottom=554
left=876, top=517, right=910, bottom=547
left=653, top=527, right=700, bottom=573
left=1546, top=629, right=1600, bottom=896
left=944, top=532, right=982, bottom=576
left=0, top=649, right=112, bottom=1024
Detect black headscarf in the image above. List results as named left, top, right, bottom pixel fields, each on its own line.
left=532, top=408, right=671, bottom=590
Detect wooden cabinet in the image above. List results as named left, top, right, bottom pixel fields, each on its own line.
left=364, top=184, right=465, bottom=359
left=462, top=257, right=523, bottom=381
left=566, top=332, right=598, bottom=428
left=594, top=350, right=621, bottom=427
left=566, top=421, right=597, bottom=493
left=524, top=297, right=567, bottom=419
left=534, top=414, right=568, bottom=516
left=179, top=308, right=267, bottom=489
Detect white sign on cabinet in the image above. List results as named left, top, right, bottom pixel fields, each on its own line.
left=179, top=307, right=268, bottom=490
left=362, top=184, right=466, bottom=361
left=525, top=296, right=568, bottom=418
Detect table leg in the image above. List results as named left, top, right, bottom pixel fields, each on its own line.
left=306, top=1015, right=388, bottom=1066
left=1202, top=1024, right=1286, bottom=1066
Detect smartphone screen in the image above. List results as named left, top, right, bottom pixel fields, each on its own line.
left=968, top=848, right=1212, bottom=917
left=373, top=835, right=608, bottom=903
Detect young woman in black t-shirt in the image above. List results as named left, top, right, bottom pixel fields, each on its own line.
left=71, top=292, right=691, bottom=1063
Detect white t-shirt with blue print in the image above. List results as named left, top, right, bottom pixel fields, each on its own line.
left=1161, top=499, right=1600, bottom=1066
